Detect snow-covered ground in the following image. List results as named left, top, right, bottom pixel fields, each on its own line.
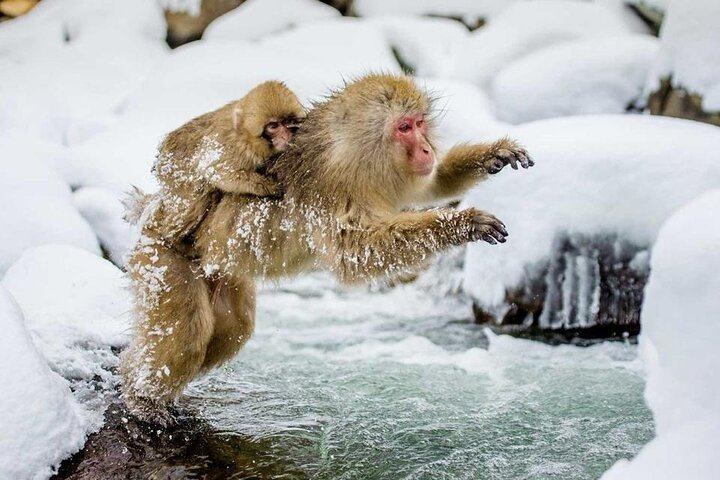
left=1, top=0, right=719, bottom=478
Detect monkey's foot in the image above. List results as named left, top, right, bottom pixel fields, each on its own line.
left=466, top=208, right=508, bottom=245
left=486, top=140, right=534, bottom=173
left=121, top=393, right=179, bottom=428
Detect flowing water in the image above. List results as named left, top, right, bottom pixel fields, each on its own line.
left=181, top=270, right=654, bottom=480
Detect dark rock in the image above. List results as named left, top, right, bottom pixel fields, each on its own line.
left=473, top=233, right=649, bottom=344
left=54, top=403, right=303, bottom=480
left=648, top=77, right=720, bottom=127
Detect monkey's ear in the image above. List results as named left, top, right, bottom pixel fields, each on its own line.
left=232, top=105, right=243, bottom=131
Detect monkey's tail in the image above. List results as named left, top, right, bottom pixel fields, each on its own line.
left=122, top=185, right=154, bottom=225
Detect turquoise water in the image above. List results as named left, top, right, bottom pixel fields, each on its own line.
left=186, top=273, right=653, bottom=479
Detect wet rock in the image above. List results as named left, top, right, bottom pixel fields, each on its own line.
left=473, top=233, right=649, bottom=345
left=54, top=403, right=301, bottom=480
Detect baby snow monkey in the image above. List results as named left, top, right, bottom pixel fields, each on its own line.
left=134, top=81, right=305, bottom=244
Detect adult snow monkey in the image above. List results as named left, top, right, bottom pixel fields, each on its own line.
left=125, top=80, right=305, bottom=245
left=121, top=73, right=533, bottom=424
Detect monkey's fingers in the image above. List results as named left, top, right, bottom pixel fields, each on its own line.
left=469, top=213, right=508, bottom=244
left=517, top=149, right=534, bottom=168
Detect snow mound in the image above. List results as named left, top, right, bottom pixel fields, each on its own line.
left=492, top=35, right=659, bottom=124
left=455, top=0, right=644, bottom=88
left=2, top=245, right=131, bottom=383
left=73, top=187, right=134, bottom=267
left=602, top=190, right=720, bottom=479
left=354, top=0, right=515, bottom=25
left=0, top=286, right=86, bottom=480
left=647, top=0, right=720, bottom=108
left=0, top=0, right=167, bottom=145
left=0, top=138, right=100, bottom=274
left=204, top=0, right=340, bottom=42
left=259, top=18, right=400, bottom=76
left=365, top=16, right=469, bottom=78
left=462, top=115, right=720, bottom=309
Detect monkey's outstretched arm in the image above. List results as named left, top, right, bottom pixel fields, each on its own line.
left=212, top=171, right=281, bottom=198
left=332, top=208, right=507, bottom=283
left=425, top=138, right=533, bottom=202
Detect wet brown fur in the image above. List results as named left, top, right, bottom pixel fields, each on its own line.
left=121, top=74, right=532, bottom=422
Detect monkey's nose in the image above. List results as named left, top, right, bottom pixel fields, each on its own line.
left=422, top=147, right=429, bottom=154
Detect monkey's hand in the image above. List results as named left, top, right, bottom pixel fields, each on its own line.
left=252, top=178, right=283, bottom=198
left=459, top=208, right=508, bottom=245
left=482, top=139, right=534, bottom=174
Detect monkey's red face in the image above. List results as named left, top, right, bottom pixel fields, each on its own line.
left=263, top=117, right=301, bottom=152
left=392, top=113, right=435, bottom=176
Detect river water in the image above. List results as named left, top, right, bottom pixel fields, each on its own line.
left=183, top=268, right=653, bottom=480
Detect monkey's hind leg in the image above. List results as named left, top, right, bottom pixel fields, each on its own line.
left=120, top=239, right=214, bottom=425
left=200, top=275, right=256, bottom=371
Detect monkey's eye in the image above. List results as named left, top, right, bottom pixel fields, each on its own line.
left=398, top=123, right=412, bottom=133
left=265, top=121, right=280, bottom=131
left=416, top=118, right=425, bottom=128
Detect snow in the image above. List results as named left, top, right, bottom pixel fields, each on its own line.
left=0, top=137, right=100, bottom=274
left=492, top=35, right=659, bottom=124
left=73, top=187, right=135, bottom=267
left=354, top=0, right=516, bottom=25
left=159, top=0, right=202, bottom=17
left=647, top=0, right=720, bottom=109
left=364, top=16, right=469, bottom=77
left=203, top=0, right=340, bottom=42
left=0, top=286, right=87, bottom=480
left=1, top=245, right=131, bottom=383
left=0, top=0, right=167, bottom=145
left=462, top=115, right=720, bottom=310
left=455, top=1, right=647, bottom=88
left=601, top=190, right=720, bottom=480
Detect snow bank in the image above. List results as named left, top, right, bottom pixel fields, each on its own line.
left=0, top=0, right=167, bottom=145
left=647, top=0, right=720, bottom=110
left=204, top=0, right=339, bottom=42
left=0, top=138, right=100, bottom=274
left=354, top=0, right=516, bottom=25
left=2, top=245, right=130, bottom=384
left=462, top=115, right=720, bottom=309
left=492, top=35, right=659, bottom=124
left=602, top=190, right=720, bottom=479
left=0, top=286, right=87, bottom=480
left=73, top=187, right=134, bottom=267
left=455, top=1, right=645, bottom=88
left=365, top=16, right=469, bottom=78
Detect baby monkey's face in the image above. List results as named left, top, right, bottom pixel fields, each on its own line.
left=262, top=116, right=303, bottom=153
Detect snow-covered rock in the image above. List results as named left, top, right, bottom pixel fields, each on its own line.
left=601, top=190, right=720, bottom=479
left=204, top=0, right=340, bottom=42
left=354, top=0, right=515, bottom=25
left=455, top=0, right=647, bottom=88
left=0, top=0, right=168, bottom=145
left=0, top=286, right=87, bottom=480
left=647, top=0, right=720, bottom=111
left=2, top=245, right=130, bottom=385
left=365, top=16, right=469, bottom=78
left=0, top=138, right=100, bottom=274
left=462, top=115, right=720, bottom=313
left=259, top=18, right=399, bottom=76
left=492, top=35, right=659, bottom=124
left=73, top=187, right=134, bottom=267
